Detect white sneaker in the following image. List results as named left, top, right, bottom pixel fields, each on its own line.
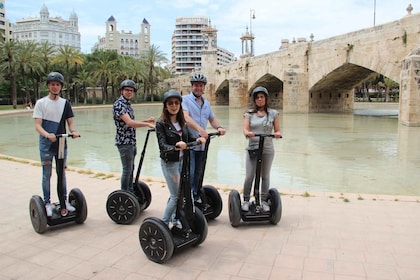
left=172, top=219, right=182, bottom=229
left=241, top=201, right=250, bottom=211
left=45, top=203, right=52, bottom=217
left=66, top=201, right=76, bottom=212
left=261, top=201, right=270, bottom=212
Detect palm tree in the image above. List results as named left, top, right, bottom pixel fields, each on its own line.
left=51, top=45, right=84, bottom=102
left=89, top=50, right=118, bottom=104
left=141, top=44, right=169, bottom=101
left=16, top=41, right=41, bottom=104
left=0, top=40, right=20, bottom=108
left=73, top=69, right=94, bottom=104
left=35, top=41, right=55, bottom=100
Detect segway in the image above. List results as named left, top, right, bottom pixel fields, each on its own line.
left=139, top=140, right=208, bottom=264
left=228, top=134, right=282, bottom=227
left=106, top=129, right=154, bottom=224
left=29, top=133, right=87, bottom=234
left=194, top=131, right=223, bottom=220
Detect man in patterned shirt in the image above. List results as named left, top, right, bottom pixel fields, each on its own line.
left=113, top=79, right=155, bottom=193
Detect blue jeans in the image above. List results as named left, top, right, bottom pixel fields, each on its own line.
left=40, top=149, right=67, bottom=204
left=161, top=159, right=182, bottom=225
left=189, top=150, right=204, bottom=201
left=117, top=144, right=137, bottom=193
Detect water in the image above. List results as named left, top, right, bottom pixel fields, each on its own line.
left=1, top=104, right=419, bottom=196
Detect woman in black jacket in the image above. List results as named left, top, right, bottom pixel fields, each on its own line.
left=156, top=90, right=206, bottom=227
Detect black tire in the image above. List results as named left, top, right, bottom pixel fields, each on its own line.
left=29, top=195, right=48, bottom=234
left=69, top=188, right=88, bottom=224
left=228, top=190, right=242, bottom=227
left=106, top=190, right=141, bottom=224
left=268, top=188, right=282, bottom=225
left=202, top=185, right=223, bottom=219
left=139, top=217, right=174, bottom=264
left=134, top=181, right=152, bottom=210
left=191, top=206, right=208, bottom=246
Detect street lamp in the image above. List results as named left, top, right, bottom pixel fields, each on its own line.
left=250, top=9, right=256, bottom=56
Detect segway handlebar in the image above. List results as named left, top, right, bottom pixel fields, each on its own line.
left=254, top=133, right=282, bottom=138
left=208, top=131, right=221, bottom=137
left=55, top=133, right=81, bottom=138
left=175, top=140, right=203, bottom=150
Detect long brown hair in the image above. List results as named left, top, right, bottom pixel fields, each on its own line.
left=161, top=102, right=186, bottom=127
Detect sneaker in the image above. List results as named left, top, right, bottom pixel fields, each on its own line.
left=172, top=219, right=182, bottom=229
left=261, top=201, right=270, bottom=212
left=66, top=201, right=76, bottom=212
left=241, top=201, right=250, bottom=211
left=45, top=203, right=52, bottom=217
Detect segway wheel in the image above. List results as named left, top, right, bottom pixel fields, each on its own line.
left=139, top=217, right=174, bottom=263
left=268, top=188, right=282, bottom=225
left=191, top=206, right=208, bottom=246
left=203, top=185, right=223, bottom=219
left=134, top=181, right=152, bottom=210
left=69, top=188, right=88, bottom=224
left=228, top=190, right=242, bottom=227
left=29, top=195, right=48, bottom=234
left=106, top=190, right=141, bottom=224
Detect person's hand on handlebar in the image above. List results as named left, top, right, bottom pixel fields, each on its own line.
left=175, top=141, right=187, bottom=150
left=196, top=136, right=206, bottom=145
left=274, top=131, right=282, bottom=139
left=71, top=131, right=80, bottom=138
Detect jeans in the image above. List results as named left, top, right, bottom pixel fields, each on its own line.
left=117, top=144, right=137, bottom=193
left=243, top=151, right=274, bottom=202
left=189, top=150, right=204, bottom=201
left=40, top=149, right=67, bottom=204
left=161, top=159, right=182, bottom=225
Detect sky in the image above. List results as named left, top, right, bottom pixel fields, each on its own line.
left=5, top=0, right=416, bottom=60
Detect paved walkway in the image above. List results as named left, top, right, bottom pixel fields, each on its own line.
left=0, top=156, right=420, bottom=280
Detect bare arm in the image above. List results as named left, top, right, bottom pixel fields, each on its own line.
left=273, top=115, right=281, bottom=138
left=209, top=117, right=226, bottom=136
left=35, top=118, right=56, bottom=142
left=120, top=114, right=155, bottom=129
left=66, top=117, right=80, bottom=138
left=243, top=116, right=254, bottom=138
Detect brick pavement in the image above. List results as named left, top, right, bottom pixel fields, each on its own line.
left=0, top=156, right=420, bottom=280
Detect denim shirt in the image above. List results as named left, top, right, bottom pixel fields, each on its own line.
left=182, top=92, right=215, bottom=151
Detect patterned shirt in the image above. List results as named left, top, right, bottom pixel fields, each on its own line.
left=113, top=95, right=136, bottom=145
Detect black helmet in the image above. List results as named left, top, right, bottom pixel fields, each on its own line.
left=252, top=86, right=269, bottom=99
left=163, top=90, right=182, bottom=104
left=190, top=73, right=207, bottom=85
left=46, top=72, right=64, bottom=86
left=120, top=79, right=137, bottom=92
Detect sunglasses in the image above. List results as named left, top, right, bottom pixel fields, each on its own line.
left=167, top=101, right=180, bottom=106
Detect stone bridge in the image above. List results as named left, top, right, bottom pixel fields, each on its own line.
left=164, top=11, right=420, bottom=126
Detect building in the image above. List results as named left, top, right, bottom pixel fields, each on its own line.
left=11, top=4, right=81, bottom=51
left=170, top=17, right=235, bottom=75
left=93, top=16, right=150, bottom=58
left=0, top=0, right=11, bottom=42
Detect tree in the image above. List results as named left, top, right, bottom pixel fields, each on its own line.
left=16, top=41, right=41, bottom=104
left=141, top=45, right=168, bottom=101
left=51, top=45, right=84, bottom=102
left=0, top=40, right=20, bottom=108
left=88, top=50, right=118, bottom=104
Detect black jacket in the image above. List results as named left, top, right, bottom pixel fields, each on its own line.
left=156, top=119, right=194, bottom=162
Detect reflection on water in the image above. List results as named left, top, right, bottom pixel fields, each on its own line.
left=1, top=104, right=419, bottom=196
